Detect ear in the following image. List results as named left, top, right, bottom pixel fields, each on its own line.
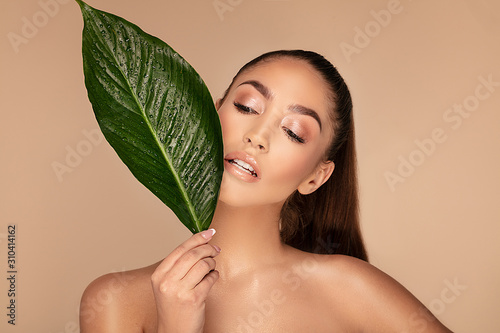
left=297, top=161, right=335, bottom=195
left=215, top=98, right=223, bottom=111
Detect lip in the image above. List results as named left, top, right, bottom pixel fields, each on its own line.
left=224, top=151, right=261, bottom=183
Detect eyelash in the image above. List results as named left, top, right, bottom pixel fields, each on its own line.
left=234, top=102, right=257, bottom=115
left=284, top=128, right=305, bottom=144
left=233, top=102, right=305, bottom=144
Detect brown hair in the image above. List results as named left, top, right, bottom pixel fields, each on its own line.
left=221, top=50, right=368, bottom=261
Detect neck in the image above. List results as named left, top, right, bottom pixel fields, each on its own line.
left=208, top=201, right=287, bottom=281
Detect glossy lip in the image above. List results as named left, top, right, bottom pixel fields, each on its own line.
left=224, top=151, right=261, bottom=183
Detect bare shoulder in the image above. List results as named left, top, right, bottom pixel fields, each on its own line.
left=79, top=262, right=160, bottom=333
left=309, top=254, right=453, bottom=332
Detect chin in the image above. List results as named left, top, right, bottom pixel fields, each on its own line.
left=218, top=172, right=294, bottom=208
left=218, top=190, right=288, bottom=210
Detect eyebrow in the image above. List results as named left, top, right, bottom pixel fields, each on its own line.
left=289, top=104, right=322, bottom=131
left=238, top=79, right=323, bottom=131
left=237, top=80, right=272, bottom=100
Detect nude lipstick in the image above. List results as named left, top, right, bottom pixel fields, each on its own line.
left=224, top=151, right=261, bottom=183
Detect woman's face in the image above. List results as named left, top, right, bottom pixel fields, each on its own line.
left=216, top=58, right=335, bottom=208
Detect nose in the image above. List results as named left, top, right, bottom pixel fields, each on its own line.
left=244, top=123, right=269, bottom=153
left=244, top=136, right=267, bottom=152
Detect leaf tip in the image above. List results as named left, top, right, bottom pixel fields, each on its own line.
left=75, top=0, right=92, bottom=14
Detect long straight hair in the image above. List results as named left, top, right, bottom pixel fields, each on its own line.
left=221, top=50, right=368, bottom=261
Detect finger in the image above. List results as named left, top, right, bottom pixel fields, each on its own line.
left=167, top=244, right=220, bottom=281
left=193, top=269, right=219, bottom=298
left=155, top=229, right=216, bottom=274
left=181, top=257, right=217, bottom=288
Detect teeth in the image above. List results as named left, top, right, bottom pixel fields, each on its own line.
left=233, top=159, right=255, bottom=172
left=230, top=159, right=257, bottom=176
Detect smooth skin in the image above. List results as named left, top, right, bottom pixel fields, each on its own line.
left=80, top=58, right=453, bottom=332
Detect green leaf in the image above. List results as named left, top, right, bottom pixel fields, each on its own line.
left=76, top=0, right=223, bottom=233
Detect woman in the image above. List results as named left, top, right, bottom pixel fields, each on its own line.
left=80, top=50, right=452, bottom=332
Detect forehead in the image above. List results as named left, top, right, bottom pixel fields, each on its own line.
left=233, top=58, right=331, bottom=105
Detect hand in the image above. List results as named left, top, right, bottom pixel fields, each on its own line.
left=151, top=229, right=220, bottom=333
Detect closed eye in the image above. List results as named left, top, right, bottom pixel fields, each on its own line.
left=283, top=127, right=305, bottom=144
left=234, top=102, right=258, bottom=115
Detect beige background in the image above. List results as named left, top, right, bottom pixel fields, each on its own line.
left=1, top=0, right=499, bottom=332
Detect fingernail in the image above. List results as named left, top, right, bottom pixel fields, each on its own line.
left=201, top=228, right=216, bottom=240
left=213, top=245, right=221, bottom=253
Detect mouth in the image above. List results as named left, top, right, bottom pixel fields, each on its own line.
left=224, top=151, right=261, bottom=182
left=226, top=159, right=258, bottom=177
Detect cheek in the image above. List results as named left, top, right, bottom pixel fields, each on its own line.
left=267, top=147, right=318, bottom=188
left=218, top=109, right=239, bottom=146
